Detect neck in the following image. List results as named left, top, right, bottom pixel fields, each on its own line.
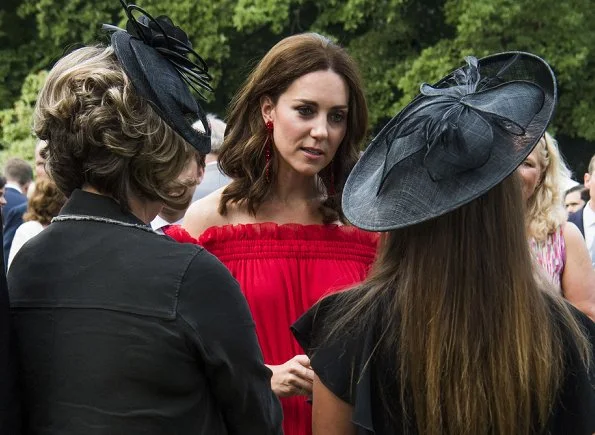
left=159, top=207, right=184, bottom=224
left=589, top=199, right=595, bottom=213
left=82, top=184, right=161, bottom=224
left=272, top=169, right=319, bottom=204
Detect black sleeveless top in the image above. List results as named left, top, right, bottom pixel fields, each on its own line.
left=292, top=292, right=595, bottom=434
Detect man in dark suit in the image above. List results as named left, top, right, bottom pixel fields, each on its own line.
left=3, top=146, right=43, bottom=268
left=568, top=153, right=595, bottom=267
left=1, top=158, right=31, bottom=219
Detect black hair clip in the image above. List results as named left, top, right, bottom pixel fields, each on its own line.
left=103, top=0, right=212, bottom=99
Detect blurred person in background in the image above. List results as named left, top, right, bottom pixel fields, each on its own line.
left=151, top=152, right=204, bottom=234
left=7, top=177, right=66, bottom=270
left=3, top=142, right=46, bottom=268
left=191, top=113, right=230, bottom=201
left=518, top=132, right=595, bottom=319
left=1, top=158, right=32, bottom=217
left=568, top=153, right=595, bottom=266
left=564, top=184, right=589, bottom=215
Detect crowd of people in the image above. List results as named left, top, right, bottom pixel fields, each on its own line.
left=0, top=2, right=594, bottom=434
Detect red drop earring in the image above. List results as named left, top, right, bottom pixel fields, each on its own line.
left=265, top=121, right=273, bottom=183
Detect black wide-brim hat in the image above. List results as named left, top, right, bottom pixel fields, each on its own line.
left=104, top=1, right=212, bottom=154
left=343, top=52, right=557, bottom=231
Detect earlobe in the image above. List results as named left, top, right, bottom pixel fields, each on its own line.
left=584, top=173, right=591, bottom=188
left=260, top=95, right=275, bottom=123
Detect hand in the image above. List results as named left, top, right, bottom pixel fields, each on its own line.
left=266, top=355, right=314, bottom=398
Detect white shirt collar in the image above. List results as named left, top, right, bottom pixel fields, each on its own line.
left=5, top=182, right=23, bottom=193
left=584, top=201, right=595, bottom=228
left=150, top=214, right=183, bottom=232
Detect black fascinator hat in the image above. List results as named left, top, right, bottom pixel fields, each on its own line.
left=103, top=0, right=212, bottom=154
left=343, top=52, right=557, bottom=231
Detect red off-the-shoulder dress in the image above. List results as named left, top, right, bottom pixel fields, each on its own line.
left=167, top=223, right=378, bottom=435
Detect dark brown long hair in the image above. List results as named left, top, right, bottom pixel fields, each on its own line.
left=323, top=174, right=591, bottom=434
left=218, top=33, right=368, bottom=223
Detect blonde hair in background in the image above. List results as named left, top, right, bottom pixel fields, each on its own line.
left=34, top=45, right=195, bottom=212
left=525, top=132, right=570, bottom=241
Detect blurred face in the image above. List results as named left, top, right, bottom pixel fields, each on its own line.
left=261, top=69, right=349, bottom=179
left=517, top=146, right=544, bottom=202
left=35, top=141, right=48, bottom=180
left=177, top=157, right=202, bottom=209
left=564, top=190, right=585, bottom=214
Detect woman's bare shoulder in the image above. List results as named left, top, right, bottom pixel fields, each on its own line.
left=562, top=221, right=586, bottom=249
left=183, top=188, right=229, bottom=237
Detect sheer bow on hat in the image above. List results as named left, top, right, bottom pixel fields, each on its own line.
left=343, top=52, right=557, bottom=231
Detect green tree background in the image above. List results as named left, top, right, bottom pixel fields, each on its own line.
left=1, top=0, right=594, bottom=177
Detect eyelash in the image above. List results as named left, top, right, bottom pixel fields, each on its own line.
left=297, top=106, right=314, bottom=116
left=330, top=113, right=345, bottom=123
left=296, top=106, right=346, bottom=123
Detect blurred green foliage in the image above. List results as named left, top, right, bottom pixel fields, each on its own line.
left=1, top=0, right=594, bottom=166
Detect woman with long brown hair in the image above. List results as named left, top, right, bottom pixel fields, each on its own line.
left=179, top=33, right=378, bottom=435
left=292, top=53, right=595, bottom=434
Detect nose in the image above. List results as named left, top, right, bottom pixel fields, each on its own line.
left=310, top=116, right=328, bottom=140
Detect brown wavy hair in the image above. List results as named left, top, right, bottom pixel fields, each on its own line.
left=34, top=45, right=196, bottom=212
left=218, top=33, right=368, bottom=223
left=23, top=178, right=66, bottom=226
left=322, top=174, right=591, bottom=434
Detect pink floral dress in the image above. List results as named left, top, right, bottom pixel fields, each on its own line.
left=529, top=226, right=566, bottom=291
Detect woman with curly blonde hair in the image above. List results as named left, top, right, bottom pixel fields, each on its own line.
left=7, top=178, right=66, bottom=269
left=518, top=132, right=595, bottom=319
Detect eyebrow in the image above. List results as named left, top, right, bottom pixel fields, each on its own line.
left=293, top=99, right=348, bottom=110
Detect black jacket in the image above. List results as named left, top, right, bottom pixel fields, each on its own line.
left=8, top=190, right=282, bottom=435
left=568, top=207, right=585, bottom=237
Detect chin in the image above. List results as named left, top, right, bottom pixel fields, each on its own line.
left=297, top=162, right=329, bottom=176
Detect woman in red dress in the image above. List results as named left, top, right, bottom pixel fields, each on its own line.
left=181, top=33, right=378, bottom=435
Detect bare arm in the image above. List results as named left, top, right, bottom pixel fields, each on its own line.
left=562, top=222, right=595, bottom=321
left=312, top=374, right=356, bottom=435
